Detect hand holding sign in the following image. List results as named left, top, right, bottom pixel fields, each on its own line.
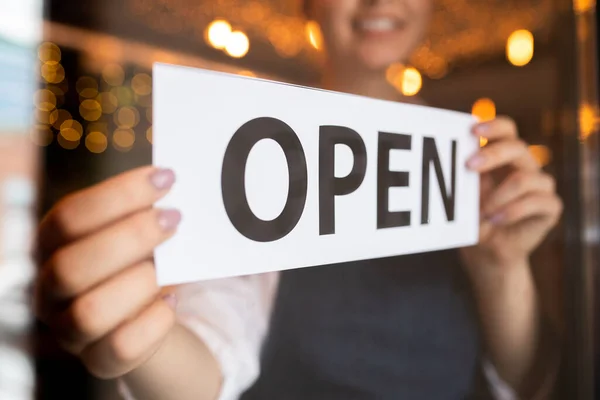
left=34, top=167, right=180, bottom=378
left=460, top=117, right=562, bottom=272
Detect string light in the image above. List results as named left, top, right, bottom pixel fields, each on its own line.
left=115, top=106, right=140, bottom=128
left=102, top=63, right=125, bottom=86
left=76, top=77, right=99, bottom=98
left=80, top=99, right=103, bottom=121
left=35, top=109, right=52, bottom=125
left=131, top=73, right=152, bottom=96
left=113, top=128, right=136, bottom=152
left=38, top=42, right=61, bottom=65
left=34, top=89, right=57, bottom=112
left=49, top=109, right=72, bottom=130
left=59, top=119, right=83, bottom=141
left=41, top=63, right=65, bottom=84
left=206, top=19, right=232, bottom=49
left=46, top=85, right=65, bottom=107
left=146, top=126, right=153, bottom=144
left=97, top=92, right=119, bottom=114
left=57, top=134, right=80, bottom=150
left=85, top=131, right=108, bottom=153
left=507, top=29, right=534, bottom=67
left=111, top=86, right=134, bottom=106
left=225, top=31, right=250, bottom=58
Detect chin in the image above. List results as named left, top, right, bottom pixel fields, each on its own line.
left=355, top=48, right=406, bottom=71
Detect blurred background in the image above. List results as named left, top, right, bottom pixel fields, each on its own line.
left=0, top=0, right=599, bottom=399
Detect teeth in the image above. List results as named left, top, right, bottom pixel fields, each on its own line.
left=359, top=18, right=396, bottom=32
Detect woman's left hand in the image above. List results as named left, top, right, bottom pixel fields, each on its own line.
left=460, top=117, right=563, bottom=272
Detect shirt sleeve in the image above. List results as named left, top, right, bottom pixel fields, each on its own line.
left=117, top=272, right=280, bottom=400
left=483, top=349, right=560, bottom=400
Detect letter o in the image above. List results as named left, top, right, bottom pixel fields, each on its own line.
left=221, top=117, right=308, bottom=242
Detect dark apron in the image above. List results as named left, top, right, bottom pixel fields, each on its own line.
left=241, top=250, right=487, bottom=400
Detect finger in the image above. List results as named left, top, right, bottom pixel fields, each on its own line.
left=466, top=139, right=538, bottom=173
left=480, top=173, right=495, bottom=206
left=487, top=193, right=563, bottom=226
left=38, top=166, right=176, bottom=262
left=472, top=116, right=518, bottom=141
left=483, top=172, right=555, bottom=216
left=41, top=207, right=181, bottom=300
left=52, top=261, right=160, bottom=354
left=80, top=297, right=176, bottom=379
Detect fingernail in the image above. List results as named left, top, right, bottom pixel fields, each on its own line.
left=150, top=168, right=175, bottom=191
left=488, top=213, right=504, bottom=224
left=467, top=155, right=485, bottom=169
left=162, top=293, right=178, bottom=309
left=158, top=209, right=182, bottom=231
left=474, top=122, right=489, bottom=134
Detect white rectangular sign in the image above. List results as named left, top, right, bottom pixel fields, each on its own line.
left=153, top=63, right=479, bottom=285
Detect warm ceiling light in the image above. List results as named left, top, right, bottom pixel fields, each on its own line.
left=206, top=19, right=232, bottom=49
left=507, top=29, right=534, bottom=67
left=225, top=31, right=250, bottom=58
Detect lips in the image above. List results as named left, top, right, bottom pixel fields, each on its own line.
left=354, top=17, right=405, bottom=35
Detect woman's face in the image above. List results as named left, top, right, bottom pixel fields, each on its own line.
left=312, top=0, right=432, bottom=71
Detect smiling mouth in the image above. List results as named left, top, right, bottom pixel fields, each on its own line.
left=354, top=17, right=406, bottom=35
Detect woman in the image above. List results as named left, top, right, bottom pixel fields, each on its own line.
left=35, top=0, right=563, bottom=399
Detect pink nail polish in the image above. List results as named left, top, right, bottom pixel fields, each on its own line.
left=162, top=293, right=178, bottom=309
left=158, top=209, right=182, bottom=231
left=475, top=123, right=489, bottom=134
left=150, top=168, right=176, bottom=190
left=467, top=155, right=485, bottom=169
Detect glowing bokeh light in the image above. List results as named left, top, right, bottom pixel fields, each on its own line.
left=41, top=63, right=65, bottom=84
left=34, top=89, right=57, bottom=112
left=80, top=99, right=103, bottom=121
left=38, top=42, right=61, bottom=65
left=115, top=106, right=140, bottom=128
left=132, top=73, right=152, bottom=96
left=97, top=92, right=119, bottom=114
left=113, top=128, right=136, bottom=151
left=225, top=31, right=250, bottom=58
left=507, top=30, right=534, bottom=67
left=50, top=109, right=72, bottom=130
left=472, top=98, right=497, bottom=122
left=76, top=77, right=99, bottom=98
left=102, top=63, right=125, bottom=86
left=400, top=67, right=422, bottom=96
left=305, top=20, right=323, bottom=50
left=206, top=20, right=232, bottom=49
left=86, top=131, right=108, bottom=154
left=57, top=134, right=80, bottom=150
left=60, top=119, right=83, bottom=141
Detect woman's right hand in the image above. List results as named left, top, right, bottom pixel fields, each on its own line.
left=34, top=166, right=181, bottom=379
